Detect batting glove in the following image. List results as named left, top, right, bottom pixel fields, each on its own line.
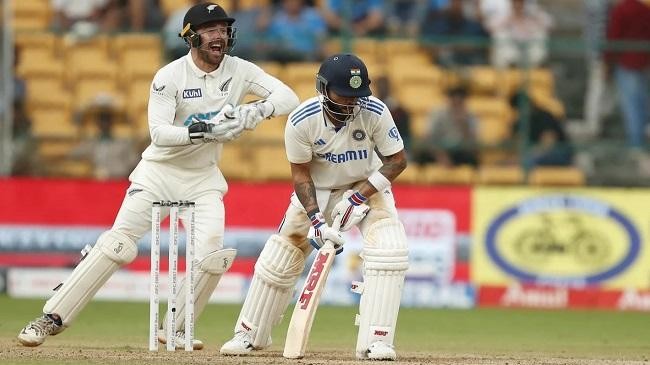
left=331, top=190, right=370, bottom=232
left=309, top=212, right=344, bottom=254
left=233, top=101, right=274, bottom=130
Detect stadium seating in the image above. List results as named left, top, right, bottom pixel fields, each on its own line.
left=219, top=142, right=254, bottom=181
left=421, top=164, right=476, bottom=185
left=477, top=165, right=525, bottom=185
left=528, top=166, right=586, bottom=186
left=12, top=0, right=51, bottom=31
left=10, top=13, right=573, bottom=184
left=251, top=143, right=292, bottom=181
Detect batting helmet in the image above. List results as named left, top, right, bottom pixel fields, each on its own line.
left=316, top=53, right=372, bottom=98
left=316, top=54, right=372, bottom=123
left=179, top=2, right=236, bottom=50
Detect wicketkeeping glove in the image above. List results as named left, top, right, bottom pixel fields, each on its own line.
left=309, top=212, right=344, bottom=254
left=188, top=104, right=243, bottom=144
left=233, top=101, right=274, bottom=130
left=331, top=190, right=370, bottom=232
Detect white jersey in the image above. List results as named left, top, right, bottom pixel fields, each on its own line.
left=285, top=96, right=404, bottom=190
left=141, top=53, right=298, bottom=169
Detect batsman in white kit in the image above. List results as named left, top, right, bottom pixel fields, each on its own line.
left=17, top=2, right=298, bottom=349
left=220, top=53, right=409, bottom=360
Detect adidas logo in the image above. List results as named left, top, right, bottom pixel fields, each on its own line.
left=313, top=139, right=326, bottom=145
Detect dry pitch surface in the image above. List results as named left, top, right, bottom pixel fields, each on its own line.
left=1, top=296, right=648, bottom=365
left=1, top=339, right=646, bottom=365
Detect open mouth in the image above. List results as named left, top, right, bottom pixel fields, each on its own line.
left=208, top=41, right=223, bottom=55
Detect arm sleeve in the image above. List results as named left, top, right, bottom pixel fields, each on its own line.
left=285, top=122, right=313, bottom=164
left=372, top=102, right=405, bottom=157
left=242, top=62, right=300, bottom=117
left=147, top=69, right=191, bottom=146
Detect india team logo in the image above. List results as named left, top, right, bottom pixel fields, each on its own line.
left=352, top=129, right=366, bottom=141
left=350, top=68, right=362, bottom=89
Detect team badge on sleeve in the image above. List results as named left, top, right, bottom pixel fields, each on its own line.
left=388, top=127, right=401, bottom=141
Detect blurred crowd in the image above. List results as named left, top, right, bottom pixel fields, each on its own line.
left=7, top=0, right=650, bottom=185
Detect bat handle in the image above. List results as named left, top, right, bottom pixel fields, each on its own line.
left=331, top=214, right=342, bottom=232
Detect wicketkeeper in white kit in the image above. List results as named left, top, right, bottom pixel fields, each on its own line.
left=220, top=53, right=409, bottom=360
left=17, top=2, right=298, bottom=349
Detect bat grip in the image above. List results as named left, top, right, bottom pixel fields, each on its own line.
left=331, top=214, right=342, bottom=232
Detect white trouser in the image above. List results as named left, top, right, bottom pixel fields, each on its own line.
left=114, top=160, right=228, bottom=257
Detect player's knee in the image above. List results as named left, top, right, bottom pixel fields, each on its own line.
left=257, top=235, right=305, bottom=287
left=364, top=218, right=408, bottom=250
left=95, top=230, right=138, bottom=265
left=288, top=236, right=312, bottom=256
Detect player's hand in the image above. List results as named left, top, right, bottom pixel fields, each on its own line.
left=204, top=117, right=244, bottom=142
left=331, top=190, right=370, bottom=232
left=309, top=212, right=344, bottom=254
left=188, top=105, right=243, bottom=143
left=233, top=101, right=273, bottom=130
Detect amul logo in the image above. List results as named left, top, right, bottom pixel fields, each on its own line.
left=298, top=251, right=330, bottom=309
left=374, top=330, right=388, bottom=336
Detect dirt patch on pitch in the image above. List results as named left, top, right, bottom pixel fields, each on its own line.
left=0, top=339, right=646, bottom=365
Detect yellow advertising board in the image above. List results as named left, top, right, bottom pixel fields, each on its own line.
left=473, top=187, right=650, bottom=288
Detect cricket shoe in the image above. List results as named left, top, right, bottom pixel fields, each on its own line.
left=17, top=314, right=64, bottom=347
left=220, top=331, right=255, bottom=355
left=360, top=341, right=397, bottom=361
left=158, top=330, right=204, bottom=350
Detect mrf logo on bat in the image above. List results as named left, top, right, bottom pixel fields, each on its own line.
left=298, top=251, right=331, bottom=310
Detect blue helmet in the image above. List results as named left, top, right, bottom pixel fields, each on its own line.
left=316, top=54, right=372, bottom=123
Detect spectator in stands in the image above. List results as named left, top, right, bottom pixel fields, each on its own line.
left=11, top=103, right=37, bottom=176
left=415, top=86, right=479, bottom=167
left=11, top=48, right=40, bottom=176
left=102, top=0, right=164, bottom=31
left=266, top=0, right=327, bottom=63
left=228, top=0, right=272, bottom=61
left=321, top=0, right=385, bottom=36
left=583, top=0, right=615, bottom=138
left=374, top=75, right=413, bottom=157
left=509, top=90, right=573, bottom=168
left=605, top=0, right=650, bottom=150
left=488, top=0, right=552, bottom=68
left=50, top=0, right=111, bottom=33
left=419, top=0, right=489, bottom=67
left=70, top=94, right=138, bottom=180
left=163, top=0, right=204, bottom=61
left=383, top=0, right=428, bottom=37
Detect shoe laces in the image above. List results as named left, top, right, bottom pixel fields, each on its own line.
left=27, top=315, right=60, bottom=336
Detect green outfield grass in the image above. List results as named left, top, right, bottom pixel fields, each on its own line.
left=1, top=294, right=648, bottom=364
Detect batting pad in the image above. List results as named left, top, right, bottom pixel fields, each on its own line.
left=234, top=235, right=305, bottom=349
left=164, top=248, right=236, bottom=333
left=44, top=231, right=137, bottom=326
left=355, top=219, right=409, bottom=359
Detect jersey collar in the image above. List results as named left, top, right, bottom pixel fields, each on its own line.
left=186, top=52, right=224, bottom=78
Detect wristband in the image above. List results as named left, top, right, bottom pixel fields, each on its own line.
left=309, top=211, right=325, bottom=228
left=367, top=171, right=391, bottom=192
left=348, top=191, right=367, bottom=206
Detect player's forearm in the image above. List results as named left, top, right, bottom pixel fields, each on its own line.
left=291, top=163, right=319, bottom=215
left=150, top=125, right=192, bottom=146
left=264, top=83, right=299, bottom=117
left=378, top=150, right=408, bottom=181
left=357, top=150, right=408, bottom=198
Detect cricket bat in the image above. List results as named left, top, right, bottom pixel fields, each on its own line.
left=283, top=216, right=342, bottom=359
